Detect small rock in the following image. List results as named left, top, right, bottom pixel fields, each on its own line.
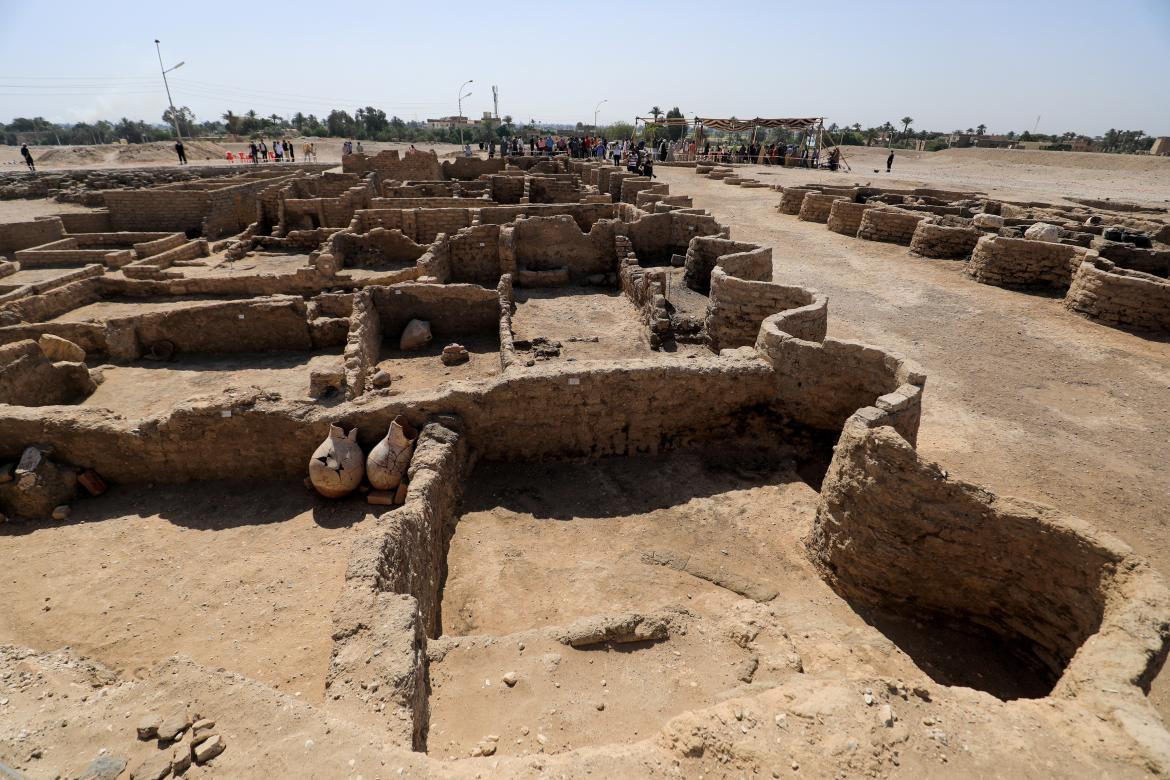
left=136, top=714, right=161, bottom=740
left=191, top=718, right=215, bottom=736
left=596, top=702, right=605, bottom=711
left=879, top=704, right=896, bottom=728
left=863, top=689, right=874, bottom=706
left=38, top=333, right=86, bottom=362
left=370, top=369, right=393, bottom=388
left=193, top=734, right=225, bottom=764
left=129, top=751, right=172, bottom=780
left=441, top=343, right=469, bottom=366
left=79, top=754, right=128, bottom=780
left=52, top=505, right=71, bottom=521
left=77, top=469, right=108, bottom=497
left=156, top=704, right=190, bottom=741
left=502, top=672, right=518, bottom=687
left=366, top=490, right=395, bottom=506
left=479, top=741, right=497, bottom=756
left=171, top=741, right=192, bottom=774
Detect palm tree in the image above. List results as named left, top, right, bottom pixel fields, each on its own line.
left=900, top=116, right=913, bottom=139
left=864, top=127, right=878, bottom=146
left=222, top=110, right=241, bottom=135
left=648, top=106, right=663, bottom=122
left=976, top=123, right=987, bottom=136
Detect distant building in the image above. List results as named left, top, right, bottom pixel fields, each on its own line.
left=948, top=133, right=1016, bottom=149
left=1151, top=137, right=1170, bottom=156
left=425, top=116, right=473, bottom=130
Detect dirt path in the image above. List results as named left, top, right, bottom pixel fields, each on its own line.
left=657, top=166, right=1170, bottom=714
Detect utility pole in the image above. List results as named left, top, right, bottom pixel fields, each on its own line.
left=457, top=79, right=474, bottom=147
left=154, top=39, right=185, bottom=139
left=594, top=99, right=607, bottom=130
left=492, top=85, right=499, bottom=120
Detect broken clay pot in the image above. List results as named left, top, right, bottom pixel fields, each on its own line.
left=308, top=425, right=364, bottom=498
left=366, top=415, right=418, bottom=491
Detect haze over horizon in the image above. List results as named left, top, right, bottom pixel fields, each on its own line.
left=1, top=0, right=1168, bottom=138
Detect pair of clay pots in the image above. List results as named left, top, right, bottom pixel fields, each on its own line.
left=308, top=415, right=418, bottom=499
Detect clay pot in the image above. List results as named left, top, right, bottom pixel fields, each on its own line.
left=366, top=415, right=418, bottom=491
left=308, top=424, right=364, bottom=498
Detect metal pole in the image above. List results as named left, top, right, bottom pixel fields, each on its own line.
left=594, top=99, right=607, bottom=130
left=457, top=79, right=473, bottom=147
left=155, top=39, right=181, bottom=139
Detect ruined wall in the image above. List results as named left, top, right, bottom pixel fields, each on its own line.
left=511, top=216, right=617, bottom=279
left=344, top=289, right=381, bottom=400
left=1065, top=258, right=1170, bottom=334
left=619, top=176, right=654, bottom=205
left=369, top=283, right=498, bottom=339
left=809, top=416, right=1131, bottom=682
left=707, top=269, right=826, bottom=351
left=0, top=217, right=64, bottom=255
left=909, top=222, right=982, bottom=259
left=447, top=224, right=501, bottom=286
left=856, top=207, right=928, bottom=245
left=488, top=175, right=525, bottom=205
left=54, top=212, right=113, bottom=233
left=104, top=295, right=314, bottom=360
left=478, top=203, right=616, bottom=232
left=779, top=187, right=818, bottom=215
left=103, top=178, right=287, bottom=239
left=331, top=228, right=427, bottom=269
left=683, top=236, right=771, bottom=294
left=327, top=422, right=468, bottom=749
left=343, top=149, right=441, bottom=181
left=529, top=177, right=581, bottom=204
left=0, top=274, right=103, bottom=326
left=967, top=235, right=1095, bottom=289
left=798, top=193, right=844, bottom=223
left=826, top=201, right=872, bottom=237
left=440, top=157, right=505, bottom=180
left=1093, top=240, right=1170, bottom=277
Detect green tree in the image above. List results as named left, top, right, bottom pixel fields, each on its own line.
left=665, top=107, right=685, bottom=141
left=976, top=123, right=987, bottom=136
left=900, top=116, right=913, bottom=139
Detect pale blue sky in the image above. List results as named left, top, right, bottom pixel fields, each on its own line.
left=1, top=0, right=1168, bottom=136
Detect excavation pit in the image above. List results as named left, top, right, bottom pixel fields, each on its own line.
left=373, top=333, right=500, bottom=394
left=510, top=287, right=655, bottom=361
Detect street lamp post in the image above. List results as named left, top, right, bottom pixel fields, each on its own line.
left=154, top=39, right=185, bottom=139
left=457, top=79, right=474, bottom=147
left=593, top=99, right=607, bottom=130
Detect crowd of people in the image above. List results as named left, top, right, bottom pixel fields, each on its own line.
left=221, top=138, right=317, bottom=164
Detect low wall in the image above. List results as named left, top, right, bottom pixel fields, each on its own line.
left=683, top=235, right=770, bottom=294
left=968, top=235, right=1095, bottom=289
left=331, top=227, right=427, bottom=269
left=369, top=283, right=498, bottom=341
left=448, top=224, right=501, bottom=286
left=809, top=415, right=1166, bottom=691
left=344, top=289, right=381, bottom=400
left=509, top=215, right=618, bottom=280
left=0, top=217, right=64, bottom=255
left=798, top=193, right=844, bottom=224
left=779, top=187, right=818, bottom=215
left=54, top=212, right=112, bottom=233
left=478, top=203, right=616, bottom=232
left=0, top=338, right=94, bottom=406
left=1093, top=240, right=1170, bottom=277
left=706, top=268, right=826, bottom=351
left=1065, top=258, right=1170, bottom=334
left=909, top=222, right=982, bottom=259
left=826, top=201, right=872, bottom=237
left=856, top=207, right=927, bottom=245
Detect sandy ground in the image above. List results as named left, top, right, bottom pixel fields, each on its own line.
left=0, top=197, right=103, bottom=221
left=373, top=333, right=501, bottom=394
left=510, top=287, right=657, bottom=362
left=0, top=138, right=468, bottom=170
left=0, top=481, right=377, bottom=704
left=655, top=162, right=1170, bottom=717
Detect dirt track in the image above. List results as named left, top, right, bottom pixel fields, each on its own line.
left=657, top=159, right=1170, bottom=715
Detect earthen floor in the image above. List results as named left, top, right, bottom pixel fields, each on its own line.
left=430, top=447, right=1040, bottom=759
left=374, top=333, right=500, bottom=394
left=511, top=287, right=654, bottom=361
left=49, top=297, right=248, bottom=323
left=80, top=349, right=344, bottom=416
left=0, top=480, right=376, bottom=704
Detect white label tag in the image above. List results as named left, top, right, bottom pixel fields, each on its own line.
left=568, top=378, right=580, bottom=386
left=238, top=314, right=245, bottom=319
left=220, top=410, right=232, bottom=417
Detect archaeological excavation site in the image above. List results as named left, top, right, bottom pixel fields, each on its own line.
left=2, top=147, right=1170, bottom=779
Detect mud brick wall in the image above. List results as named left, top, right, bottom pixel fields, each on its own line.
left=327, top=422, right=467, bottom=748
left=0, top=273, right=103, bottom=325
left=369, top=197, right=478, bottom=210
left=0, top=218, right=64, bottom=255
left=856, top=207, right=927, bottom=245
left=203, top=178, right=293, bottom=239
left=779, top=187, right=819, bottom=215
left=909, top=222, right=982, bottom=259
left=414, top=209, right=473, bottom=244
left=133, top=233, right=187, bottom=258
left=826, top=201, right=872, bottom=236
left=53, top=211, right=112, bottom=233
left=383, top=182, right=456, bottom=198
left=683, top=236, right=770, bottom=294
left=1065, top=258, right=1170, bottom=334
left=344, top=289, right=382, bottom=400
left=606, top=171, right=639, bottom=198
left=15, top=239, right=134, bottom=269
left=448, top=224, right=501, bottom=286
left=810, top=417, right=1119, bottom=680
left=441, top=157, right=505, bottom=180
left=1093, top=240, right=1170, bottom=277
left=343, top=150, right=441, bottom=181
left=529, top=177, right=581, bottom=204
left=105, top=295, right=314, bottom=361
left=798, top=193, right=844, bottom=224
left=707, top=268, right=825, bottom=351
left=511, top=216, right=618, bottom=278
left=967, top=235, right=1095, bottom=289
left=331, top=228, right=427, bottom=268
left=369, top=283, right=498, bottom=340
left=620, top=176, right=654, bottom=205
left=487, top=175, right=525, bottom=204
left=478, top=203, right=616, bottom=232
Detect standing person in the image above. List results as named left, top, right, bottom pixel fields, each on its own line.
left=303, top=140, right=311, bottom=161
left=545, top=134, right=553, bottom=156
left=249, top=141, right=259, bottom=165
left=286, top=139, right=294, bottom=162
left=174, top=139, right=187, bottom=165
left=259, top=139, right=269, bottom=161
left=488, top=138, right=496, bottom=158
left=20, top=143, right=35, bottom=172
left=886, top=150, right=895, bottom=173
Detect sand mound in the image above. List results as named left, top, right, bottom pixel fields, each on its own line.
left=115, top=140, right=230, bottom=163
left=933, top=147, right=1170, bottom=172
left=33, top=146, right=106, bottom=165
